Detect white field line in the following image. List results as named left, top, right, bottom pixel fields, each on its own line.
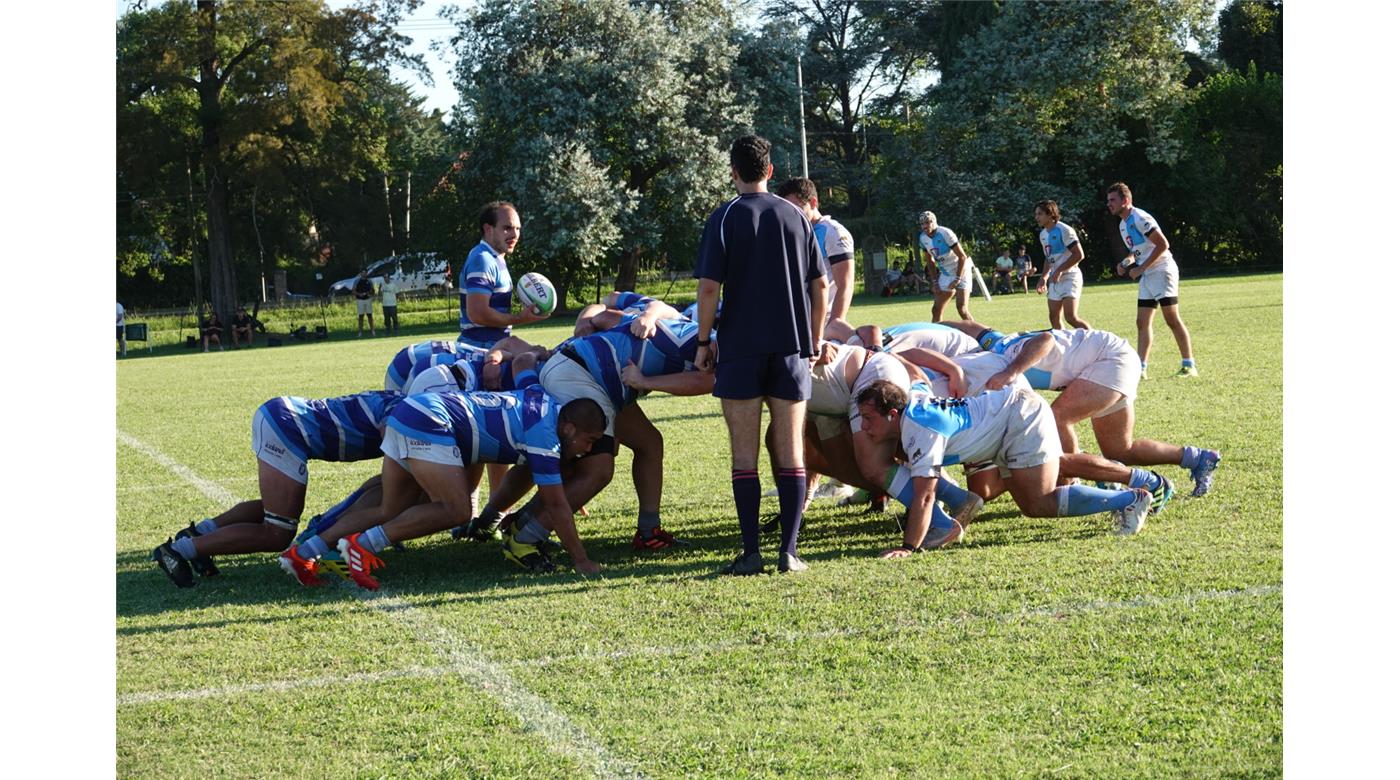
left=117, top=430, right=239, bottom=506
left=120, top=583, right=1281, bottom=704
left=118, top=430, right=646, bottom=780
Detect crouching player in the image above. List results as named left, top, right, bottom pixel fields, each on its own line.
left=279, top=387, right=607, bottom=588
left=855, top=380, right=1154, bottom=557
left=956, top=321, right=1221, bottom=498
left=151, top=391, right=402, bottom=588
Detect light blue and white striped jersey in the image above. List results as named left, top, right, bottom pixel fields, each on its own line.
left=899, top=382, right=1017, bottom=476
left=612, top=292, right=656, bottom=315
left=919, top=226, right=962, bottom=276
left=567, top=314, right=705, bottom=409
left=1039, top=221, right=1081, bottom=277
left=386, top=340, right=486, bottom=392
left=458, top=240, right=514, bottom=346
left=385, top=386, right=564, bottom=486
left=1118, top=207, right=1174, bottom=267
left=814, top=215, right=854, bottom=263
left=979, top=328, right=1127, bottom=391
left=681, top=299, right=723, bottom=323
left=256, top=391, right=402, bottom=463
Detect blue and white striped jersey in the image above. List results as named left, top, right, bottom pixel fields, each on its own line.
left=567, top=314, right=705, bottom=408
left=881, top=321, right=980, bottom=357
left=385, top=340, right=486, bottom=392
left=256, top=391, right=402, bottom=463
left=458, top=240, right=514, bottom=346
left=385, top=386, right=564, bottom=486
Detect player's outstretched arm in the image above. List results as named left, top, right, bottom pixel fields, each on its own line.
left=536, top=483, right=599, bottom=575
left=888, top=348, right=966, bottom=397
left=622, top=361, right=716, bottom=396
left=987, top=332, right=1054, bottom=390
left=880, top=475, right=938, bottom=559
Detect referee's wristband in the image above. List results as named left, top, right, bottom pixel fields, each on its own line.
left=900, top=542, right=920, bottom=553
left=696, top=339, right=711, bottom=347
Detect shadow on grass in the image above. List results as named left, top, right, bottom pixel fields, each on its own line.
left=117, top=502, right=1117, bottom=625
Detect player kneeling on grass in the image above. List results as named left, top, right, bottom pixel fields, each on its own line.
left=279, top=387, right=607, bottom=588
left=151, top=391, right=402, bottom=589
left=855, top=380, right=1154, bottom=557
left=946, top=320, right=1221, bottom=499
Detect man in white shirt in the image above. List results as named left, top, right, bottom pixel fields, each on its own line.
left=917, top=211, right=973, bottom=322
left=1107, top=182, right=1197, bottom=378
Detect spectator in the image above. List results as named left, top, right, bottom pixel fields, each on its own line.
left=354, top=271, right=376, bottom=337
left=232, top=306, right=255, bottom=348
left=117, top=301, right=126, bottom=357
left=994, top=248, right=1015, bottom=294
left=200, top=308, right=222, bottom=352
left=381, top=270, right=401, bottom=335
left=880, top=264, right=903, bottom=297
left=1015, top=245, right=1035, bottom=293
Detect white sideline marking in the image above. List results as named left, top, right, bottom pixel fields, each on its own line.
left=119, top=431, right=645, bottom=780
left=117, top=430, right=239, bottom=506
left=353, top=589, right=647, bottom=780
left=120, top=584, right=1281, bottom=703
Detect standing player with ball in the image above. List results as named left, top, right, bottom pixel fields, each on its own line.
left=457, top=201, right=549, bottom=349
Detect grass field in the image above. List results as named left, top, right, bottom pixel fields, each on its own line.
left=116, top=273, right=1282, bottom=778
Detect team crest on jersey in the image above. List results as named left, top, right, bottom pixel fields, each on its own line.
left=452, top=446, right=461, bottom=459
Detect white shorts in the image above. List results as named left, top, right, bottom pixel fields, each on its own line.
left=380, top=427, right=468, bottom=470
left=1046, top=268, right=1083, bottom=301
left=1138, top=259, right=1180, bottom=301
left=938, top=272, right=971, bottom=292
left=1060, top=332, right=1138, bottom=416
left=539, top=352, right=617, bottom=436
left=252, top=410, right=309, bottom=485
left=356, top=299, right=374, bottom=315
left=809, top=412, right=848, bottom=441
left=961, top=388, right=1060, bottom=476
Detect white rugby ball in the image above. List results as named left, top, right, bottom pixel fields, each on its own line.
left=515, top=272, right=556, bottom=315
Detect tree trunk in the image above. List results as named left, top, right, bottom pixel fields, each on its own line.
left=198, top=0, right=236, bottom=332
left=613, top=246, right=643, bottom=294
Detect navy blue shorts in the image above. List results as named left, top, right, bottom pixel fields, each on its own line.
left=714, top=352, right=811, bottom=401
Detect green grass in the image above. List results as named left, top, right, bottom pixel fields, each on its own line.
left=117, top=273, right=1282, bottom=778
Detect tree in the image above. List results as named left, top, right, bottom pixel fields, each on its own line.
left=1217, top=0, right=1282, bottom=75
left=873, top=0, right=1216, bottom=276
left=117, top=0, right=422, bottom=320
left=446, top=0, right=751, bottom=298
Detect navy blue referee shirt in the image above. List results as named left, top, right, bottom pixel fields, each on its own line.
left=694, top=192, right=827, bottom=360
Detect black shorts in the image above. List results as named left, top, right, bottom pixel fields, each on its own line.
left=1137, top=296, right=1178, bottom=309
left=714, top=352, right=811, bottom=401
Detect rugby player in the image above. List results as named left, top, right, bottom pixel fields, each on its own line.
left=948, top=320, right=1221, bottom=498
left=1107, top=182, right=1198, bottom=378
left=151, top=390, right=402, bottom=588
left=458, top=201, right=549, bottom=348
left=1034, top=199, right=1091, bottom=330
left=776, top=177, right=857, bottom=325
left=279, top=386, right=607, bottom=588
left=918, top=211, right=973, bottom=322
left=856, top=380, right=1154, bottom=556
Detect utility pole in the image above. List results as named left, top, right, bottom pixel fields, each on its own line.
left=383, top=171, right=397, bottom=255
left=403, top=171, right=412, bottom=250
left=797, top=54, right=809, bottom=179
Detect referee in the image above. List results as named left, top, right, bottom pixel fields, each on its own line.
left=693, top=135, right=830, bottom=575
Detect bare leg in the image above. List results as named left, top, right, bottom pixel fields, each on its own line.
left=721, top=398, right=764, bottom=470
left=1136, top=305, right=1156, bottom=366
left=1004, top=462, right=1063, bottom=518
left=380, top=460, right=473, bottom=543
left=1048, top=378, right=1121, bottom=455
left=318, top=458, right=425, bottom=546
left=1062, top=296, right=1090, bottom=330
left=931, top=288, right=953, bottom=322
left=954, top=287, right=972, bottom=320
left=1048, top=298, right=1065, bottom=330
left=1160, top=303, right=1194, bottom=362
left=616, top=403, right=663, bottom=515
left=1090, top=407, right=1185, bottom=467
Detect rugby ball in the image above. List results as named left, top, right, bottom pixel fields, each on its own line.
left=515, top=272, right=556, bottom=315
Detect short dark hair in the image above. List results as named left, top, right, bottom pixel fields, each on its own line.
left=729, top=135, right=771, bottom=183
left=478, top=201, right=516, bottom=235
left=1106, top=182, right=1132, bottom=201
left=1034, top=199, right=1060, bottom=221
left=855, top=380, right=908, bottom=416
left=775, top=177, right=817, bottom=202
left=560, top=397, right=607, bottom=434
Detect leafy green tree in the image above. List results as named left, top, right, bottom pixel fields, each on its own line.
left=873, top=0, right=1215, bottom=276
left=445, top=0, right=750, bottom=298
left=1167, top=67, right=1282, bottom=268
left=117, top=0, right=423, bottom=319
left=1217, top=0, right=1282, bottom=75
